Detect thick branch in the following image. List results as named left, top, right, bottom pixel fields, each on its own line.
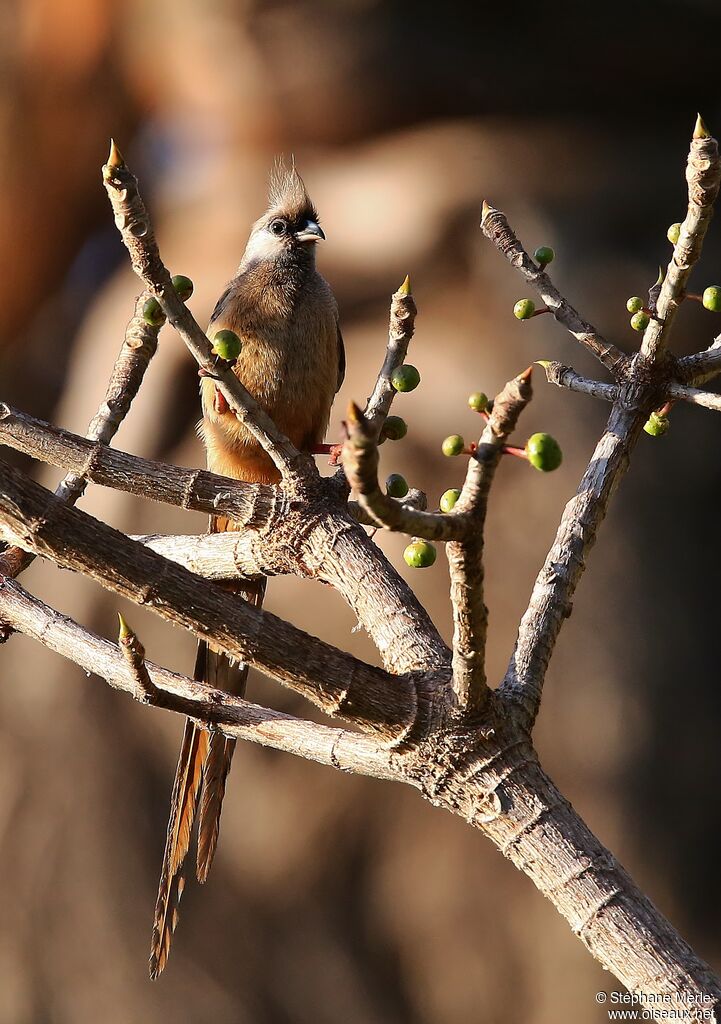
left=102, top=143, right=306, bottom=482
left=0, top=457, right=417, bottom=739
left=539, top=361, right=618, bottom=403
left=0, top=578, right=396, bottom=780
left=480, top=204, right=627, bottom=373
left=0, top=293, right=160, bottom=580
left=677, top=335, right=721, bottom=385
left=448, top=369, right=532, bottom=713
left=639, top=126, right=721, bottom=364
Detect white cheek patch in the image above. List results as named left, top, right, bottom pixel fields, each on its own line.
left=243, top=228, right=282, bottom=263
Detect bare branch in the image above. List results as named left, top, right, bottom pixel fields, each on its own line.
left=638, top=124, right=721, bottom=364
left=448, top=368, right=532, bottom=713
left=499, top=401, right=647, bottom=730
left=0, top=292, right=161, bottom=580
left=0, top=578, right=396, bottom=780
left=0, top=457, right=418, bottom=740
left=667, top=382, right=721, bottom=412
left=677, top=334, right=721, bottom=385
left=362, top=277, right=417, bottom=436
left=538, top=361, right=618, bottom=403
left=0, top=401, right=279, bottom=528
left=480, top=203, right=627, bottom=374
left=102, top=142, right=306, bottom=482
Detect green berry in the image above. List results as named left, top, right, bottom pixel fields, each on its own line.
left=212, top=329, right=242, bottom=361
left=441, top=434, right=465, bottom=457
left=702, top=286, right=721, bottom=312
left=626, top=296, right=644, bottom=314
left=467, top=391, right=488, bottom=412
left=643, top=412, right=670, bottom=437
left=525, top=432, right=563, bottom=472
left=630, top=311, right=650, bottom=332
left=667, top=222, right=681, bottom=245
left=142, top=297, right=166, bottom=328
left=534, top=245, right=554, bottom=267
left=391, top=364, right=421, bottom=393
left=381, top=415, right=407, bottom=441
left=440, top=488, right=461, bottom=512
left=403, top=539, right=437, bottom=569
left=513, top=298, right=536, bottom=320
left=171, top=274, right=194, bottom=301
left=385, top=473, right=409, bottom=498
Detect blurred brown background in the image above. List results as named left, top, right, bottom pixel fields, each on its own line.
left=1, top=1, right=720, bottom=1021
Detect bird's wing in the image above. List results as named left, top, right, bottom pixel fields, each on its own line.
left=208, top=284, right=235, bottom=330
left=336, top=321, right=346, bottom=393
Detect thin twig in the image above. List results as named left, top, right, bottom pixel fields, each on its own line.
left=448, top=368, right=533, bottom=713
left=101, top=141, right=305, bottom=482
left=343, top=402, right=468, bottom=541
left=480, top=204, right=627, bottom=374
left=0, top=456, right=417, bottom=740
left=538, top=361, right=618, bottom=403
left=638, top=118, right=721, bottom=364
left=0, top=292, right=161, bottom=580
left=117, top=612, right=158, bottom=703
left=363, top=277, right=417, bottom=437
left=0, top=577, right=396, bottom=780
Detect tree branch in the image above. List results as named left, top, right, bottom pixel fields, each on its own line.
left=538, top=361, right=619, bottom=403
left=667, top=382, right=721, bottom=412
left=0, top=292, right=161, bottom=580
left=0, top=578, right=397, bottom=780
left=447, top=368, right=532, bottom=713
left=0, top=457, right=418, bottom=740
left=638, top=120, right=721, bottom=364
left=362, top=276, right=417, bottom=437
left=480, top=203, right=627, bottom=374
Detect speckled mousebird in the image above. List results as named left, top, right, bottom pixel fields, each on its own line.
left=149, top=164, right=345, bottom=978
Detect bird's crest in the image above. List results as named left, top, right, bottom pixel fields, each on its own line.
left=267, top=158, right=318, bottom=223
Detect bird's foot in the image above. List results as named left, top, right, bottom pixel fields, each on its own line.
left=311, top=442, right=344, bottom=465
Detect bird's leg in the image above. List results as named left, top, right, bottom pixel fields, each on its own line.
left=310, top=442, right=344, bottom=465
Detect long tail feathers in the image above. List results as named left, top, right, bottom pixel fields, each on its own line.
left=149, top=511, right=266, bottom=978
left=149, top=665, right=209, bottom=979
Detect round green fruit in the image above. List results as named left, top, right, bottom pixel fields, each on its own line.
left=212, top=329, right=242, bottom=361
left=385, top=473, right=409, bottom=498
left=630, top=311, right=650, bottom=332
left=391, top=364, right=421, bottom=392
left=142, top=297, right=166, bottom=328
left=467, top=392, right=488, bottom=412
left=526, top=432, right=563, bottom=472
left=626, top=296, right=644, bottom=314
left=441, top=434, right=465, bottom=457
left=667, top=223, right=681, bottom=245
left=702, top=286, right=721, bottom=312
left=403, top=539, right=437, bottom=569
left=381, top=415, right=407, bottom=441
left=172, top=274, right=194, bottom=301
left=534, top=245, right=554, bottom=267
left=440, top=488, right=461, bottom=512
left=513, top=298, right=535, bottom=320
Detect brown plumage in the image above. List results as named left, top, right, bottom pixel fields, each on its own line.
left=149, top=165, right=344, bottom=978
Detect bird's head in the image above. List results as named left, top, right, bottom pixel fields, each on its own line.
left=240, top=163, right=325, bottom=270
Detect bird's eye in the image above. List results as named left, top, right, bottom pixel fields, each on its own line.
left=269, top=218, right=287, bottom=236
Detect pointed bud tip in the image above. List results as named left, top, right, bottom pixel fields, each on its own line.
left=535, top=360, right=553, bottom=370
left=346, top=400, right=364, bottom=425
left=519, top=365, right=534, bottom=382
left=481, top=199, right=492, bottom=223
left=694, top=113, right=710, bottom=139
left=107, top=138, right=125, bottom=169
left=655, top=265, right=665, bottom=286
left=397, top=275, right=411, bottom=296
left=117, top=611, right=132, bottom=640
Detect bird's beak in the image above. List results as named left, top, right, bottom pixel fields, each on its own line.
left=295, top=220, right=325, bottom=243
